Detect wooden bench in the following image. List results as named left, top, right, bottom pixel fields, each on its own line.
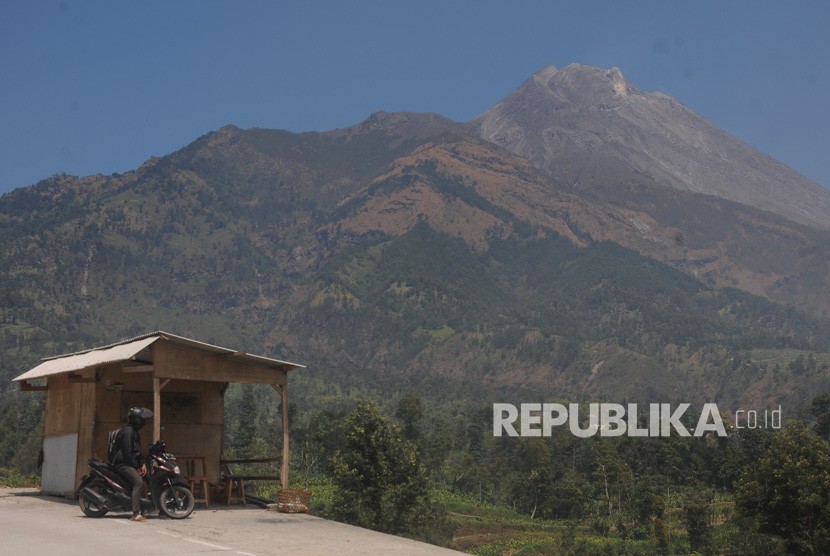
left=220, top=457, right=280, bottom=505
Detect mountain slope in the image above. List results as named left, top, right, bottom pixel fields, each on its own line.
left=315, top=123, right=830, bottom=317
left=2, top=119, right=829, bottom=414
left=471, top=64, right=830, bottom=231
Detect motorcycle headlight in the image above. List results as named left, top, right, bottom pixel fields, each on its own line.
left=173, top=465, right=180, bottom=475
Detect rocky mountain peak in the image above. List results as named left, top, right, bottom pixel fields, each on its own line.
left=472, top=64, right=830, bottom=230
left=606, top=67, right=630, bottom=97
left=529, top=64, right=637, bottom=107
left=532, top=64, right=559, bottom=85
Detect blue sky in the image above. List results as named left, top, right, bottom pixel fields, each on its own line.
left=1, top=1, right=828, bottom=195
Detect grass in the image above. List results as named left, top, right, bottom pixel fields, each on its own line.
left=751, top=348, right=830, bottom=367
left=434, top=488, right=662, bottom=555
left=0, top=468, right=39, bottom=488
left=435, top=486, right=753, bottom=555
left=241, top=476, right=748, bottom=555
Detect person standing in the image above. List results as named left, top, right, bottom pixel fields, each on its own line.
left=110, top=407, right=153, bottom=521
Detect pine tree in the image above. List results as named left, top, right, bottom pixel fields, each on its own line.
left=232, top=384, right=258, bottom=457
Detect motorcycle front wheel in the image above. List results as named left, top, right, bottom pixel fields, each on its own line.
left=158, top=485, right=195, bottom=519
left=79, top=480, right=110, bottom=517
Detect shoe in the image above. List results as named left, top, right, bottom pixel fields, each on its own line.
left=130, top=514, right=147, bottom=522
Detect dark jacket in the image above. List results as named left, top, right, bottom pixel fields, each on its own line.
left=111, top=425, right=143, bottom=469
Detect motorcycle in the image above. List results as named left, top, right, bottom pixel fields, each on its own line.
left=77, top=439, right=195, bottom=519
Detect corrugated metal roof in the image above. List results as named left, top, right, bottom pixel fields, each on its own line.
left=13, top=335, right=159, bottom=382
left=13, top=331, right=305, bottom=382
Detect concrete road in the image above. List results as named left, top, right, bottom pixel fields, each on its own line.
left=0, top=488, right=463, bottom=555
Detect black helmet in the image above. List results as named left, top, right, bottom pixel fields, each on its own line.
left=127, top=407, right=153, bottom=430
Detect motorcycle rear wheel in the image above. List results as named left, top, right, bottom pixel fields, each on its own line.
left=158, top=485, right=195, bottom=519
left=79, top=480, right=109, bottom=517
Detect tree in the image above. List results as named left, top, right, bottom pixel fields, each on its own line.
left=231, top=384, right=258, bottom=457
left=505, top=438, right=554, bottom=519
left=330, top=399, right=431, bottom=535
left=735, top=421, right=830, bottom=554
left=789, top=354, right=807, bottom=375
left=684, top=487, right=713, bottom=554
left=810, top=393, right=830, bottom=442
left=653, top=494, right=670, bottom=553
left=395, top=391, right=424, bottom=441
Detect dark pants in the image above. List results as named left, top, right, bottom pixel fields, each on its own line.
left=117, top=464, right=143, bottom=514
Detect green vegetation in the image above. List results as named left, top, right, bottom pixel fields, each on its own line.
left=234, top=393, right=830, bottom=554
left=329, top=399, right=450, bottom=542
left=735, top=421, right=830, bottom=554
left=0, top=467, right=39, bottom=488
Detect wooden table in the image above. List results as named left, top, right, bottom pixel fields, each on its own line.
left=220, top=457, right=280, bottom=505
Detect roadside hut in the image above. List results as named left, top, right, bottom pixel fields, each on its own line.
left=13, top=331, right=304, bottom=497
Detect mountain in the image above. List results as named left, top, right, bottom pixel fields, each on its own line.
left=471, top=64, right=830, bottom=231
left=2, top=112, right=829, bottom=415
left=1, top=64, right=830, bottom=460
left=469, top=65, right=830, bottom=316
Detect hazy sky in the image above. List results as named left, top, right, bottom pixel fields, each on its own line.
left=1, top=1, right=828, bottom=195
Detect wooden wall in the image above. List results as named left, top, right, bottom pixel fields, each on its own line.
left=90, top=363, right=227, bottom=483
left=44, top=367, right=97, bottom=491
left=153, top=341, right=287, bottom=386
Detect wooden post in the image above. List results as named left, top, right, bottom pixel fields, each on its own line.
left=152, top=342, right=161, bottom=443
left=280, top=381, right=289, bottom=489
left=76, top=377, right=97, bottom=490
left=153, top=376, right=161, bottom=442
left=152, top=377, right=171, bottom=442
